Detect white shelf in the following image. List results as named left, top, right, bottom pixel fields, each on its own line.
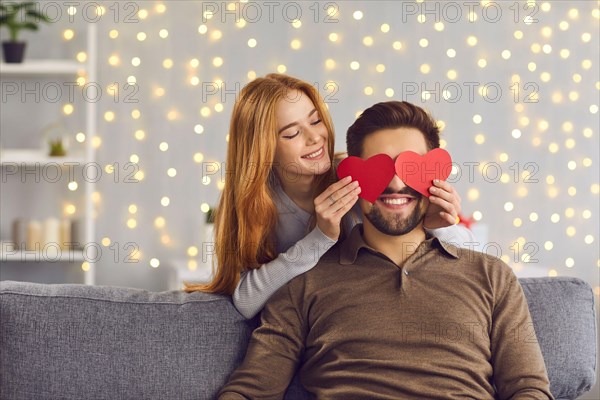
left=1, top=249, right=86, bottom=262
left=1, top=23, right=97, bottom=285
left=0, top=148, right=87, bottom=165
left=0, top=59, right=86, bottom=75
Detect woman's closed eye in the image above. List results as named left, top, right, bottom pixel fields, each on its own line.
left=283, top=131, right=300, bottom=139
left=282, top=119, right=321, bottom=139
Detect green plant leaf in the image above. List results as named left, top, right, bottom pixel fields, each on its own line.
left=17, top=2, right=38, bottom=10
left=0, top=1, right=53, bottom=41
left=26, top=10, right=51, bottom=22
left=22, top=21, right=38, bottom=30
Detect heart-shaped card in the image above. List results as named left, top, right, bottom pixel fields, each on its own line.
left=337, top=148, right=453, bottom=202
left=394, top=148, right=452, bottom=197
left=336, top=154, right=395, bottom=203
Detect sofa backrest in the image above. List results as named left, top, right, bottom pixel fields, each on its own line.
left=0, top=277, right=596, bottom=400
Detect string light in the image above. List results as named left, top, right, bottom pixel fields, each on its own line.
left=85, top=2, right=597, bottom=283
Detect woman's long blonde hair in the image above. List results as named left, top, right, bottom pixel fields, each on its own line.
left=183, top=74, right=337, bottom=295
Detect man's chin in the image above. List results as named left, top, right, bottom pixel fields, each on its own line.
left=364, top=198, right=426, bottom=236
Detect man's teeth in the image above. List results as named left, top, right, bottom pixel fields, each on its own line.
left=303, top=147, right=323, bottom=159
left=381, top=198, right=410, bottom=205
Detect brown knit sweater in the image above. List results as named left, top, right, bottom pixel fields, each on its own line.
left=219, top=224, right=554, bottom=400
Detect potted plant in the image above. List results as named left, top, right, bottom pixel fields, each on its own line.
left=48, top=138, right=66, bottom=156
left=0, top=1, right=52, bottom=63
left=204, top=206, right=217, bottom=261
left=205, top=206, right=217, bottom=225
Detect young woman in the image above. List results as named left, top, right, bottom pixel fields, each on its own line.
left=183, top=74, right=475, bottom=319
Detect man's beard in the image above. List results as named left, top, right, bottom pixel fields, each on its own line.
left=364, top=187, right=427, bottom=236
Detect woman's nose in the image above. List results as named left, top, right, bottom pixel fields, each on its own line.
left=305, top=126, right=320, bottom=144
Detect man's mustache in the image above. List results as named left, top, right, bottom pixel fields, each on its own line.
left=380, top=186, right=422, bottom=198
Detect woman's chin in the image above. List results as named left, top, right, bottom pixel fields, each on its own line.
left=300, top=157, right=331, bottom=176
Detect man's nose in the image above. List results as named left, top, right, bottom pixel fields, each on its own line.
left=388, top=174, right=407, bottom=191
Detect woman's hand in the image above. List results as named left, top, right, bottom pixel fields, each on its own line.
left=314, top=176, right=361, bottom=240
left=423, top=179, right=462, bottom=230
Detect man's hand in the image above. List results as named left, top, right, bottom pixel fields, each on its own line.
left=423, top=179, right=462, bottom=229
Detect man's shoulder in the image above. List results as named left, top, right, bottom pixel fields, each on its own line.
left=442, top=241, right=516, bottom=282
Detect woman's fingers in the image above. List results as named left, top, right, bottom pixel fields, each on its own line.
left=439, top=211, right=458, bottom=225
left=322, top=184, right=360, bottom=216
left=316, top=178, right=359, bottom=211
left=429, top=195, right=456, bottom=220
left=331, top=181, right=359, bottom=204
left=332, top=186, right=360, bottom=214
left=315, top=176, right=352, bottom=205
left=431, top=180, right=461, bottom=214
left=432, top=179, right=453, bottom=192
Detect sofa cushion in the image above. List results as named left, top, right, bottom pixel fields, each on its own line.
left=1, top=277, right=597, bottom=399
left=0, top=281, right=257, bottom=400
left=519, top=277, right=597, bottom=399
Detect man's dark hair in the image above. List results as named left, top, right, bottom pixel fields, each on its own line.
left=346, top=101, right=441, bottom=157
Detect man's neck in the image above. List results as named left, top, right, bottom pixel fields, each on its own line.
left=274, top=169, right=316, bottom=213
left=362, top=222, right=427, bottom=267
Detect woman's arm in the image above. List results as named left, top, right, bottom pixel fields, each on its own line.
left=232, top=225, right=336, bottom=319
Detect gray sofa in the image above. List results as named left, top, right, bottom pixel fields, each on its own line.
left=0, top=277, right=597, bottom=400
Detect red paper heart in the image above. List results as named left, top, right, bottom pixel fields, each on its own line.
left=394, top=148, right=453, bottom=197
left=337, top=154, right=395, bottom=203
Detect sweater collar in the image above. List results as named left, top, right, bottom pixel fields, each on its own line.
left=339, top=223, right=460, bottom=265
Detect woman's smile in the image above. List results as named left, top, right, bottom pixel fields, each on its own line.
left=301, top=145, right=325, bottom=160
